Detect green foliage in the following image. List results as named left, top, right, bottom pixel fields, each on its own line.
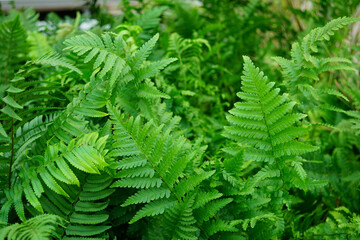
left=225, top=56, right=318, bottom=171
left=0, top=1, right=360, bottom=239
left=107, top=103, right=234, bottom=238
left=273, top=17, right=359, bottom=114
left=0, top=214, right=65, bottom=240
left=0, top=15, right=27, bottom=84
left=304, top=207, right=360, bottom=239
left=222, top=56, right=324, bottom=238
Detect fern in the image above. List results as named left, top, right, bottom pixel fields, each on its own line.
left=64, top=31, right=128, bottom=85
left=273, top=17, right=360, bottom=114
left=0, top=214, right=65, bottom=240
left=0, top=4, right=359, bottom=239
left=0, top=64, right=69, bottom=191
left=0, top=15, right=27, bottom=84
left=7, top=8, right=39, bottom=32
left=0, top=132, right=109, bottom=221
left=63, top=31, right=176, bottom=124
left=61, top=173, right=113, bottom=239
left=0, top=68, right=109, bottom=197
left=301, top=17, right=359, bottom=60
left=163, top=195, right=197, bottom=239
left=239, top=0, right=261, bottom=24
left=304, top=207, right=360, bottom=239
left=107, top=103, right=211, bottom=222
left=1, top=132, right=113, bottom=239
left=223, top=56, right=322, bottom=237
left=27, top=31, right=52, bottom=59
left=64, top=32, right=175, bottom=88
left=34, top=53, right=82, bottom=75
left=224, top=56, right=318, bottom=180
left=107, top=103, right=235, bottom=238
left=134, top=6, right=168, bottom=39
left=31, top=75, right=108, bottom=154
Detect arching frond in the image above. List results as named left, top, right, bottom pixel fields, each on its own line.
left=273, top=17, right=359, bottom=112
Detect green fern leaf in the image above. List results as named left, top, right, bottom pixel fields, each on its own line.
left=35, top=53, right=82, bottom=75
left=302, top=17, right=359, bottom=60
left=129, top=33, right=159, bottom=69
left=137, top=81, right=170, bottom=99
left=65, top=225, right=111, bottom=237
left=129, top=199, right=177, bottom=224
left=0, top=214, right=65, bottom=240
left=122, top=187, right=171, bottom=206
left=64, top=31, right=127, bottom=84
left=134, top=58, right=177, bottom=82
left=202, top=219, right=241, bottom=238
left=0, top=15, right=27, bottom=83
left=224, top=56, right=318, bottom=172
left=164, top=195, right=198, bottom=240
left=134, top=7, right=167, bottom=33
left=194, top=198, right=233, bottom=223
left=107, top=103, right=216, bottom=225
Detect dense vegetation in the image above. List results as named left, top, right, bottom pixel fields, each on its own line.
left=1, top=0, right=360, bottom=239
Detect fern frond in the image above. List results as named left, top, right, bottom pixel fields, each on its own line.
left=224, top=56, right=320, bottom=234
left=302, top=17, right=359, bottom=60
left=164, top=195, right=198, bottom=240
left=168, top=33, right=210, bottom=60
left=225, top=56, right=317, bottom=171
left=0, top=132, right=109, bottom=222
left=274, top=17, right=359, bottom=111
left=0, top=65, right=73, bottom=191
left=0, top=214, right=65, bottom=240
left=137, top=80, right=170, bottom=99
left=194, top=198, right=233, bottom=223
left=202, top=219, right=241, bottom=238
left=107, top=103, right=217, bottom=226
left=134, top=6, right=167, bottom=34
left=32, top=76, right=108, bottom=155
left=240, top=0, right=261, bottom=21
left=64, top=31, right=127, bottom=84
left=8, top=8, right=39, bottom=32
left=129, top=33, right=159, bottom=69
left=134, top=58, right=177, bottom=83
left=63, top=174, right=113, bottom=238
left=27, top=31, right=52, bottom=59
left=35, top=53, right=82, bottom=75
left=0, top=15, right=27, bottom=84
left=305, top=207, right=360, bottom=239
